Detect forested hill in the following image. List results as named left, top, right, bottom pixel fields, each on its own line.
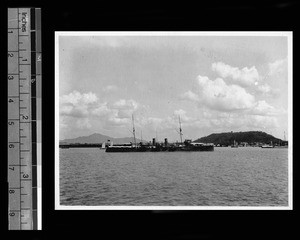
left=194, top=131, right=283, bottom=145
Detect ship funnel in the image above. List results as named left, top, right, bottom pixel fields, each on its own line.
left=164, top=138, right=168, bottom=146
left=152, top=138, right=156, bottom=146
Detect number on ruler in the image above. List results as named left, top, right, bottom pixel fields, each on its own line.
left=8, top=75, right=14, bottom=80
left=8, top=53, right=14, bottom=57
left=9, top=189, right=15, bottom=194
left=22, top=174, right=29, bottom=178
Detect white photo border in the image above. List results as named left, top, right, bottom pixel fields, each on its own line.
left=55, top=31, right=293, bottom=210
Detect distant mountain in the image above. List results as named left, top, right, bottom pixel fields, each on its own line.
left=60, top=133, right=144, bottom=144
left=194, top=131, right=283, bottom=145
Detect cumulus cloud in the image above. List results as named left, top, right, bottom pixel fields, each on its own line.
left=60, top=91, right=98, bottom=118
left=102, top=85, right=118, bottom=92
left=113, top=99, right=139, bottom=110
left=249, top=100, right=286, bottom=116
left=203, top=108, right=280, bottom=132
left=180, top=90, right=200, bottom=102
left=60, top=90, right=145, bottom=133
left=257, top=83, right=271, bottom=94
left=268, top=58, right=287, bottom=76
left=179, top=72, right=285, bottom=136
left=91, top=102, right=113, bottom=117
left=196, top=75, right=255, bottom=111
left=247, top=115, right=279, bottom=129
left=60, top=90, right=98, bottom=105
left=173, top=109, right=194, bottom=122
left=211, top=62, right=260, bottom=87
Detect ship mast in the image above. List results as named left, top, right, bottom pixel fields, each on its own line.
left=141, top=130, right=143, bottom=143
left=132, top=114, right=137, bottom=148
left=179, top=115, right=183, bottom=145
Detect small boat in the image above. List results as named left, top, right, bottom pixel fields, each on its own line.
left=261, top=141, right=274, bottom=148
left=100, top=142, right=106, bottom=150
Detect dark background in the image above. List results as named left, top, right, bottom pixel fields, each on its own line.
left=1, top=0, right=297, bottom=239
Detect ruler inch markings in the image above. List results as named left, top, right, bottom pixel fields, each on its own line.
left=8, top=7, right=41, bottom=230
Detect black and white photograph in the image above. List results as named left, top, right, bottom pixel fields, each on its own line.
left=55, top=32, right=292, bottom=209
left=3, top=0, right=298, bottom=238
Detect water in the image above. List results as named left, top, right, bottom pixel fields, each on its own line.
left=59, top=147, right=289, bottom=206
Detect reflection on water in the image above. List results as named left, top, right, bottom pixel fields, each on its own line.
left=59, top=147, right=288, bottom=206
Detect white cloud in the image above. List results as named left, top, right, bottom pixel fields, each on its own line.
left=211, top=62, right=260, bottom=87
left=60, top=91, right=98, bottom=118
left=60, top=91, right=145, bottom=132
left=60, top=90, right=98, bottom=105
left=113, top=99, right=139, bottom=110
left=180, top=90, right=200, bottom=102
left=102, top=85, right=118, bottom=92
left=250, top=100, right=286, bottom=116
left=91, top=102, right=114, bottom=117
left=206, top=112, right=279, bottom=132
left=174, top=109, right=186, bottom=117
left=196, top=75, right=255, bottom=111
left=173, top=109, right=194, bottom=122
left=257, top=83, right=271, bottom=94
left=268, top=58, right=287, bottom=76
left=247, top=115, right=279, bottom=129
left=107, top=116, right=130, bottom=126
left=178, top=71, right=286, bottom=136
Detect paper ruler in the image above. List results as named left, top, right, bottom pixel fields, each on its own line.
left=7, top=8, right=41, bottom=230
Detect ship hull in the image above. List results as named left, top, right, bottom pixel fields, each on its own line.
left=261, top=146, right=274, bottom=148
left=105, top=147, right=149, bottom=152
left=179, top=145, right=214, bottom=151
left=105, top=145, right=214, bottom=152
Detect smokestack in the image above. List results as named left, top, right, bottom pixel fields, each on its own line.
left=164, top=138, right=168, bottom=146
left=152, top=138, right=156, bottom=146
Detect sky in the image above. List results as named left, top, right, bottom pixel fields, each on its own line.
left=57, top=33, right=291, bottom=142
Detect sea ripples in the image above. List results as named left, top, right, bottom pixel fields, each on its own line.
left=59, top=147, right=288, bottom=206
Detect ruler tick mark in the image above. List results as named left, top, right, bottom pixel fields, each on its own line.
left=9, top=8, right=41, bottom=230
